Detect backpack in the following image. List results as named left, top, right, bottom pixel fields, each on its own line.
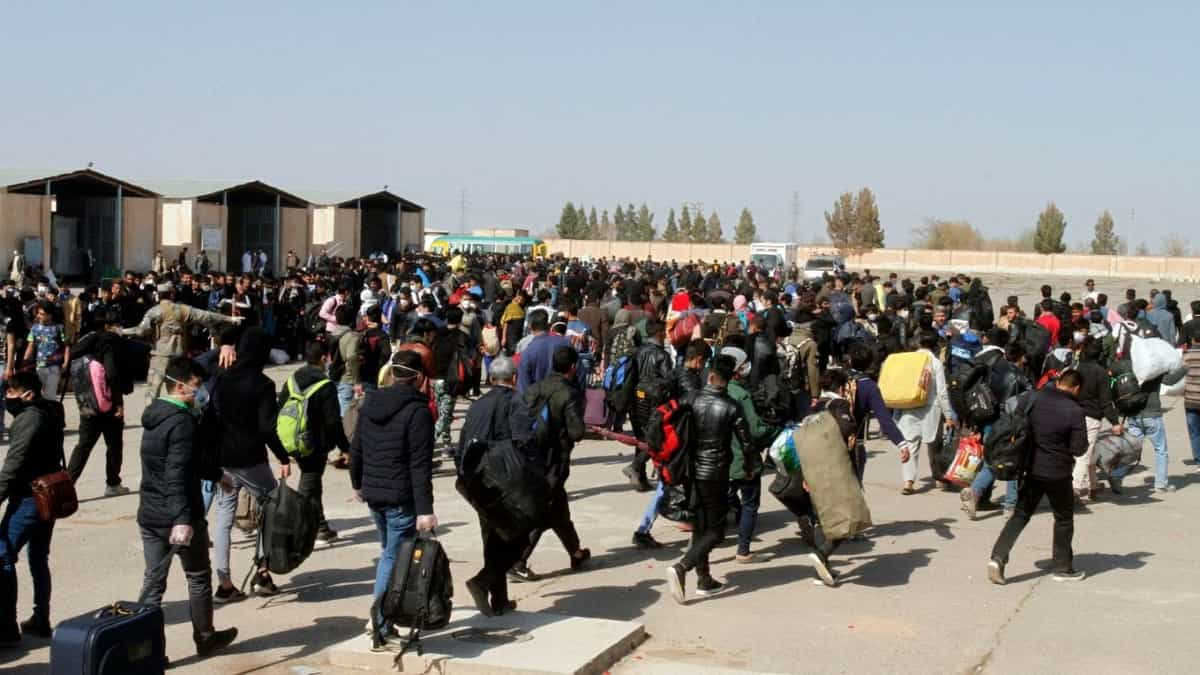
left=751, top=374, right=794, bottom=427
left=715, top=312, right=742, bottom=347
left=670, top=312, right=701, bottom=349
left=304, top=299, right=325, bottom=336
left=948, top=362, right=992, bottom=424
left=234, top=490, right=260, bottom=533
left=984, top=391, right=1039, bottom=481
left=277, top=376, right=332, bottom=457
left=1111, top=369, right=1149, bottom=416
left=444, top=339, right=475, bottom=397
left=602, top=353, right=634, bottom=392
left=962, top=377, right=1000, bottom=427
left=835, top=320, right=870, bottom=346
left=782, top=334, right=814, bottom=394
left=258, top=479, right=321, bottom=575
left=377, top=535, right=453, bottom=659
left=71, top=356, right=102, bottom=418
left=528, top=397, right=553, bottom=454
left=967, top=280, right=995, bottom=330
left=1014, top=319, right=1051, bottom=358
left=644, top=400, right=693, bottom=485
left=327, top=330, right=360, bottom=382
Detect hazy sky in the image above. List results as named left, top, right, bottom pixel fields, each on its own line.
left=2, top=1, right=1195, bottom=248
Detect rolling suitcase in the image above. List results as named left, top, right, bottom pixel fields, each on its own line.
left=583, top=387, right=606, bottom=427
left=49, top=546, right=177, bottom=674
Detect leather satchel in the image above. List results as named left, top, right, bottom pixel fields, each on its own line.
left=31, top=450, right=78, bottom=522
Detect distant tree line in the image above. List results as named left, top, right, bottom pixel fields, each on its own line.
left=555, top=202, right=759, bottom=244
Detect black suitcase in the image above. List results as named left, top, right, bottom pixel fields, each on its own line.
left=50, top=601, right=166, bottom=675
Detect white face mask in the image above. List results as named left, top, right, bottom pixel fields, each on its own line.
left=1074, top=332, right=1087, bottom=344
left=898, top=310, right=910, bottom=319
left=867, top=313, right=879, bottom=321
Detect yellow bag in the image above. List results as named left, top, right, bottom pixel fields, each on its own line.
left=879, top=352, right=932, bottom=410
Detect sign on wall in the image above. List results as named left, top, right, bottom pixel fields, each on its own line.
left=201, top=227, right=221, bottom=253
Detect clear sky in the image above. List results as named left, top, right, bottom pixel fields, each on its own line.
left=1, top=1, right=1195, bottom=248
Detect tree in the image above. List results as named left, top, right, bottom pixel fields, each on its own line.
left=1135, top=241, right=1150, bottom=256
left=692, top=210, right=708, bottom=243
left=636, top=203, right=655, bottom=241
left=825, top=191, right=857, bottom=253
left=663, top=208, right=681, bottom=242
left=614, top=205, right=627, bottom=240
left=588, top=207, right=599, bottom=240
left=1163, top=234, right=1189, bottom=257
left=1089, top=210, right=1119, bottom=255
left=853, top=188, right=884, bottom=249
left=556, top=201, right=585, bottom=239
left=680, top=205, right=693, bottom=243
left=600, top=210, right=612, bottom=240
left=913, top=219, right=984, bottom=250
left=734, top=207, right=757, bottom=245
left=706, top=210, right=723, bottom=242
left=1033, top=202, right=1067, bottom=254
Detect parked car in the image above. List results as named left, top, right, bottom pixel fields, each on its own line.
left=803, top=255, right=846, bottom=280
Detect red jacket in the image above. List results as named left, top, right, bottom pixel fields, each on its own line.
left=1036, top=313, right=1061, bottom=351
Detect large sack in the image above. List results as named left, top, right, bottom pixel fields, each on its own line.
left=1093, top=431, right=1143, bottom=475
left=1130, top=336, right=1182, bottom=383
left=879, top=352, right=931, bottom=410
left=260, top=480, right=321, bottom=575
left=793, top=412, right=871, bottom=540
left=455, top=439, right=548, bottom=541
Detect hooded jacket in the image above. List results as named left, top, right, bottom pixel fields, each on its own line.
left=1147, top=294, right=1178, bottom=346
left=215, top=327, right=290, bottom=469
left=139, top=398, right=217, bottom=528
left=350, top=383, right=435, bottom=514
left=0, top=398, right=65, bottom=503
left=278, top=364, right=349, bottom=456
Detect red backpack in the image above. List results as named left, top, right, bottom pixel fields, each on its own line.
left=643, top=400, right=693, bottom=485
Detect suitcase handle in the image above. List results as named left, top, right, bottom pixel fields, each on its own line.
left=95, top=602, right=144, bottom=620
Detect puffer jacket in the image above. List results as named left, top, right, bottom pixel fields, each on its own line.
left=0, top=398, right=65, bottom=503
left=139, top=398, right=219, bottom=528
left=684, top=384, right=752, bottom=483
left=350, top=383, right=435, bottom=514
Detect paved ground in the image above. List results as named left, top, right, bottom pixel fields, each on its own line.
left=3, top=273, right=1199, bottom=674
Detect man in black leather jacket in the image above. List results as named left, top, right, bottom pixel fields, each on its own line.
left=623, top=320, right=672, bottom=491
left=666, top=354, right=752, bottom=603
left=744, top=315, right=778, bottom=390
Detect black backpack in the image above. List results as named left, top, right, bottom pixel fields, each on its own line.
left=304, top=299, right=325, bottom=336
left=948, top=362, right=992, bottom=425
left=71, top=356, right=101, bottom=418
left=969, top=281, right=995, bottom=331
left=984, top=391, right=1039, bottom=481
left=751, top=374, right=794, bottom=427
left=377, top=536, right=453, bottom=657
left=1111, top=368, right=1148, bottom=416
left=443, top=339, right=476, bottom=397
left=258, top=480, right=321, bottom=575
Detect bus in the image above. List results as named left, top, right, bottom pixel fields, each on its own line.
left=427, top=235, right=548, bottom=257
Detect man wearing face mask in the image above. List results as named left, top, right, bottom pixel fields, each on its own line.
left=137, top=356, right=237, bottom=660
left=0, top=370, right=65, bottom=646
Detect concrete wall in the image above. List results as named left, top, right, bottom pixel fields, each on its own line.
left=332, top=207, right=359, bottom=259
left=542, top=238, right=1200, bottom=281
left=279, top=206, right=310, bottom=266
left=401, top=210, right=424, bottom=252
left=0, top=193, right=51, bottom=268
left=122, top=196, right=158, bottom=273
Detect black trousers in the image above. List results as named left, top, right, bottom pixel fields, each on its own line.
left=990, top=475, right=1075, bottom=572
left=67, top=412, right=124, bottom=487
left=296, top=452, right=329, bottom=531
left=680, top=479, right=728, bottom=578
left=522, top=486, right=581, bottom=563
left=139, top=521, right=214, bottom=643
left=475, top=520, right=527, bottom=609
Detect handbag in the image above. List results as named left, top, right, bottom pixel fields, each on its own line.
left=30, top=448, right=78, bottom=523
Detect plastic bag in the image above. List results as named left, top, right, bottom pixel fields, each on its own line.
left=767, top=424, right=800, bottom=473
left=1130, top=336, right=1182, bottom=384
left=269, top=348, right=290, bottom=365
left=944, top=435, right=984, bottom=487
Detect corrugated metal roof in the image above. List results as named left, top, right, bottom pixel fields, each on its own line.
left=0, top=167, right=159, bottom=197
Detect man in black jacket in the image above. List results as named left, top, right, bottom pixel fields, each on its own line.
left=1073, top=338, right=1122, bottom=500
left=138, top=357, right=237, bottom=659
left=623, top=319, right=672, bottom=491
left=66, top=310, right=136, bottom=497
left=666, top=354, right=752, bottom=603
left=989, top=370, right=1089, bottom=584
left=211, top=328, right=293, bottom=602
left=0, top=371, right=64, bottom=646
left=513, top=346, right=588, bottom=581
left=279, top=341, right=349, bottom=542
left=744, top=315, right=778, bottom=389
left=350, top=350, right=437, bottom=651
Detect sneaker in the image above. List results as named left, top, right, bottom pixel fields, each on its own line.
left=1053, top=569, right=1086, bottom=582
left=987, top=559, right=1006, bottom=586
left=1108, top=479, right=1123, bottom=495
left=1152, top=484, right=1177, bottom=494
left=316, top=527, right=339, bottom=542
left=960, top=488, right=977, bottom=521
left=104, top=484, right=131, bottom=498
left=491, top=599, right=517, bottom=615
left=507, top=564, right=540, bottom=583
left=665, top=564, right=686, bottom=604
left=569, top=548, right=592, bottom=571
left=465, top=576, right=494, bottom=617
left=622, top=465, right=652, bottom=492
left=735, top=553, right=756, bottom=564
left=632, top=531, right=663, bottom=549
left=810, top=552, right=837, bottom=587
left=251, top=572, right=279, bottom=597
left=213, top=586, right=246, bottom=604
left=196, top=627, right=238, bottom=657
left=18, top=616, right=51, bottom=639
left=370, top=635, right=400, bottom=653
left=695, top=576, right=728, bottom=597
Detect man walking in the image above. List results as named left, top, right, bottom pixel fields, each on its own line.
left=988, top=371, right=1088, bottom=584
left=137, top=357, right=238, bottom=659
left=67, top=311, right=135, bottom=497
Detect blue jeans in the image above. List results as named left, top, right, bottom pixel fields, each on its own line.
left=336, top=382, right=354, bottom=417
left=728, top=477, right=762, bottom=556
left=1186, top=409, right=1200, bottom=464
left=0, top=496, right=54, bottom=628
left=636, top=480, right=665, bottom=534
left=970, top=461, right=1019, bottom=509
left=1127, top=415, right=1169, bottom=488
left=370, top=506, right=416, bottom=633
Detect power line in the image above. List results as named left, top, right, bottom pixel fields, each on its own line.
left=458, top=188, right=469, bottom=233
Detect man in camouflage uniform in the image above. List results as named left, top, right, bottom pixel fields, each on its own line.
left=124, top=282, right=242, bottom=404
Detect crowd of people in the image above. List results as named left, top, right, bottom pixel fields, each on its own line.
left=0, top=247, right=1197, bottom=658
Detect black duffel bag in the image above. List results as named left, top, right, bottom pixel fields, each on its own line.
left=456, top=439, right=548, bottom=541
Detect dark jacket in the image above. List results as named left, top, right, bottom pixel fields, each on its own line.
left=1075, top=358, right=1119, bottom=424
left=670, top=364, right=703, bottom=400
left=456, top=385, right=532, bottom=464
left=0, top=398, right=65, bottom=504
left=215, top=328, right=290, bottom=468
left=523, top=373, right=585, bottom=489
left=278, top=364, right=349, bottom=456
left=1028, top=385, right=1089, bottom=480
left=350, top=383, right=435, bottom=514
left=72, top=330, right=135, bottom=407
left=685, top=384, right=752, bottom=483
left=977, top=346, right=1028, bottom=405
left=632, top=339, right=672, bottom=424
left=745, top=331, right=778, bottom=388
left=139, top=398, right=218, bottom=528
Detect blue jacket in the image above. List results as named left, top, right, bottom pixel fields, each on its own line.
left=517, top=333, right=570, bottom=394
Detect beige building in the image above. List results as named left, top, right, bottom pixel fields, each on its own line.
left=0, top=168, right=425, bottom=280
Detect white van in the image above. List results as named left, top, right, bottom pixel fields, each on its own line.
left=749, top=242, right=798, bottom=273
left=803, top=254, right=846, bottom=280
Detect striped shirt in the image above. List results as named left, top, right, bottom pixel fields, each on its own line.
left=1184, top=346, right=1200, bottom=410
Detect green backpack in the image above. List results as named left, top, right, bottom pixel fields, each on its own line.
left=277, top=376, right=332, bottom=457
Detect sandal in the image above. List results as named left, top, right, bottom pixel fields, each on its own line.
left=901, top=481, right=915, bottom=495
